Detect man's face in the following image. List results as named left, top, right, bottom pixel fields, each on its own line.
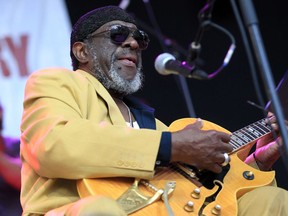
left=85, top=20, right=145, bottom=95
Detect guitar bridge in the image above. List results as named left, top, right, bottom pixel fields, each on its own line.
left=116, top=178, right=163, bottom=214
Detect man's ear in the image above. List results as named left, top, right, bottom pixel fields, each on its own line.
left=72, top=42, right=89, bottom=64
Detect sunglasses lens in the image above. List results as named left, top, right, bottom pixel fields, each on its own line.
left=133, top=30, right=149, bottom=50
left=110, top=25, right=130, bottom=44
left=109, top=25, right=149, bottom=49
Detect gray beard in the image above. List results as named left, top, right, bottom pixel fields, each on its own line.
left=96, top=65, right=143, bottom=95
left=87, top=45, right=144, bottom=95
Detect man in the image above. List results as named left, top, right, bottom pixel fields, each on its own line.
left=0, top=104, right=22, bottom=216
left=20, top=5, right=288, bottom=216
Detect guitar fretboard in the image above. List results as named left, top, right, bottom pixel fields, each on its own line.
left=229, top=118, right=272, bottom=151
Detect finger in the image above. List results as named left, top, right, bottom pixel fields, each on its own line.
left=185, top=118, right=203, bottom=130
left=218, top=143, right=234, bottom=153
left=270, top=122, right=278, bottom=131
left=214, top=152, right=229, bottom=164
left=220, top=133, right=232, bottom=143
left=209, top=163, right=223, bottom=174
left=266, top=114, right=276, bottom=124
left=267, top=112, right=274, bottom=118
left=194, top=118, right=204, bottom=128
left=273, top=137, right=283, bottom=148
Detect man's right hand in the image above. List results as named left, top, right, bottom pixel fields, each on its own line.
left=171, top=119, right=233, bottom=173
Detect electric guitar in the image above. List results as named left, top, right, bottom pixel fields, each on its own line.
left=77, top=118, right=275, bottom=216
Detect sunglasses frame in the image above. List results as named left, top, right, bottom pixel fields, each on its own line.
left=87, top=24, right=150, bottom=50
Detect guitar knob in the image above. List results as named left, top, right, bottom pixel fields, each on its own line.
left=191, top=188, right=201, bottom=199
left=243, top=170, right=255, bottom=180
left=211, top=204, right=221, bottom=215
left=184, top=201, right=194, bottom=212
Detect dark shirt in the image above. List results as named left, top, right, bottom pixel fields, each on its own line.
left=125, top=96, right=171, bottom=167
left=0, top=137, right=22, bottom=216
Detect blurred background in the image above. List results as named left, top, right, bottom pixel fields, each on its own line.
left=1, top=0, right=287, bottom=189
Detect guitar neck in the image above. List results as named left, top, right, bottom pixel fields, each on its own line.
left=230, top=118, right=272, bottom=152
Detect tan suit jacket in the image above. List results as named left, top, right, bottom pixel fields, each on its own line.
left=20, top=68, right=168, bottom=214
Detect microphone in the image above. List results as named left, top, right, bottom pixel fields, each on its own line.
left=154, top=53, right=209, bottom=80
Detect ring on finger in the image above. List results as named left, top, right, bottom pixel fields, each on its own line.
left=221, top=153, right=230, bottom=166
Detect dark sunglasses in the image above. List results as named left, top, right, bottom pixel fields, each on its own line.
left=87, top=25, right=150, bottom=50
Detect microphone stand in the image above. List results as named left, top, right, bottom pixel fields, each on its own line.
left=236, top=0, right=288, bottom=171
left=186, top=0, right=216, bottom=64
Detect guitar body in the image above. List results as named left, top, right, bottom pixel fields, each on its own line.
left=77, top=118, right=275, bottom=216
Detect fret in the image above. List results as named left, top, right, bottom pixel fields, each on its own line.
left=233, top=131, right=252, bottom=143
left=256, top=122, right=271, bottom=133
left=229, top=139, right=242, bottom=151
left=229, top=138, right=241, bottom=146
left=249, top=119, right=270, bottom=136
left=246, top=126, right=261, bottom=137
left=239, top=128, right=258, bottom=140
left=229, top=118, right=272, bottom=152
left=230, top=135, right=245, bottom=146
left=253, top=120, right=271, bottom=134
left=252, top=125, right=267, bottom=136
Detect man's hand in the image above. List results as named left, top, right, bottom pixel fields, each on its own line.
left=247, top=113, right=287, bottom=170
left=171, top=119, right=233, bottom=173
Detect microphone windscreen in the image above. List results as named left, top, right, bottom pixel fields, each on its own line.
left=154, top=53, right=175, bottom=75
